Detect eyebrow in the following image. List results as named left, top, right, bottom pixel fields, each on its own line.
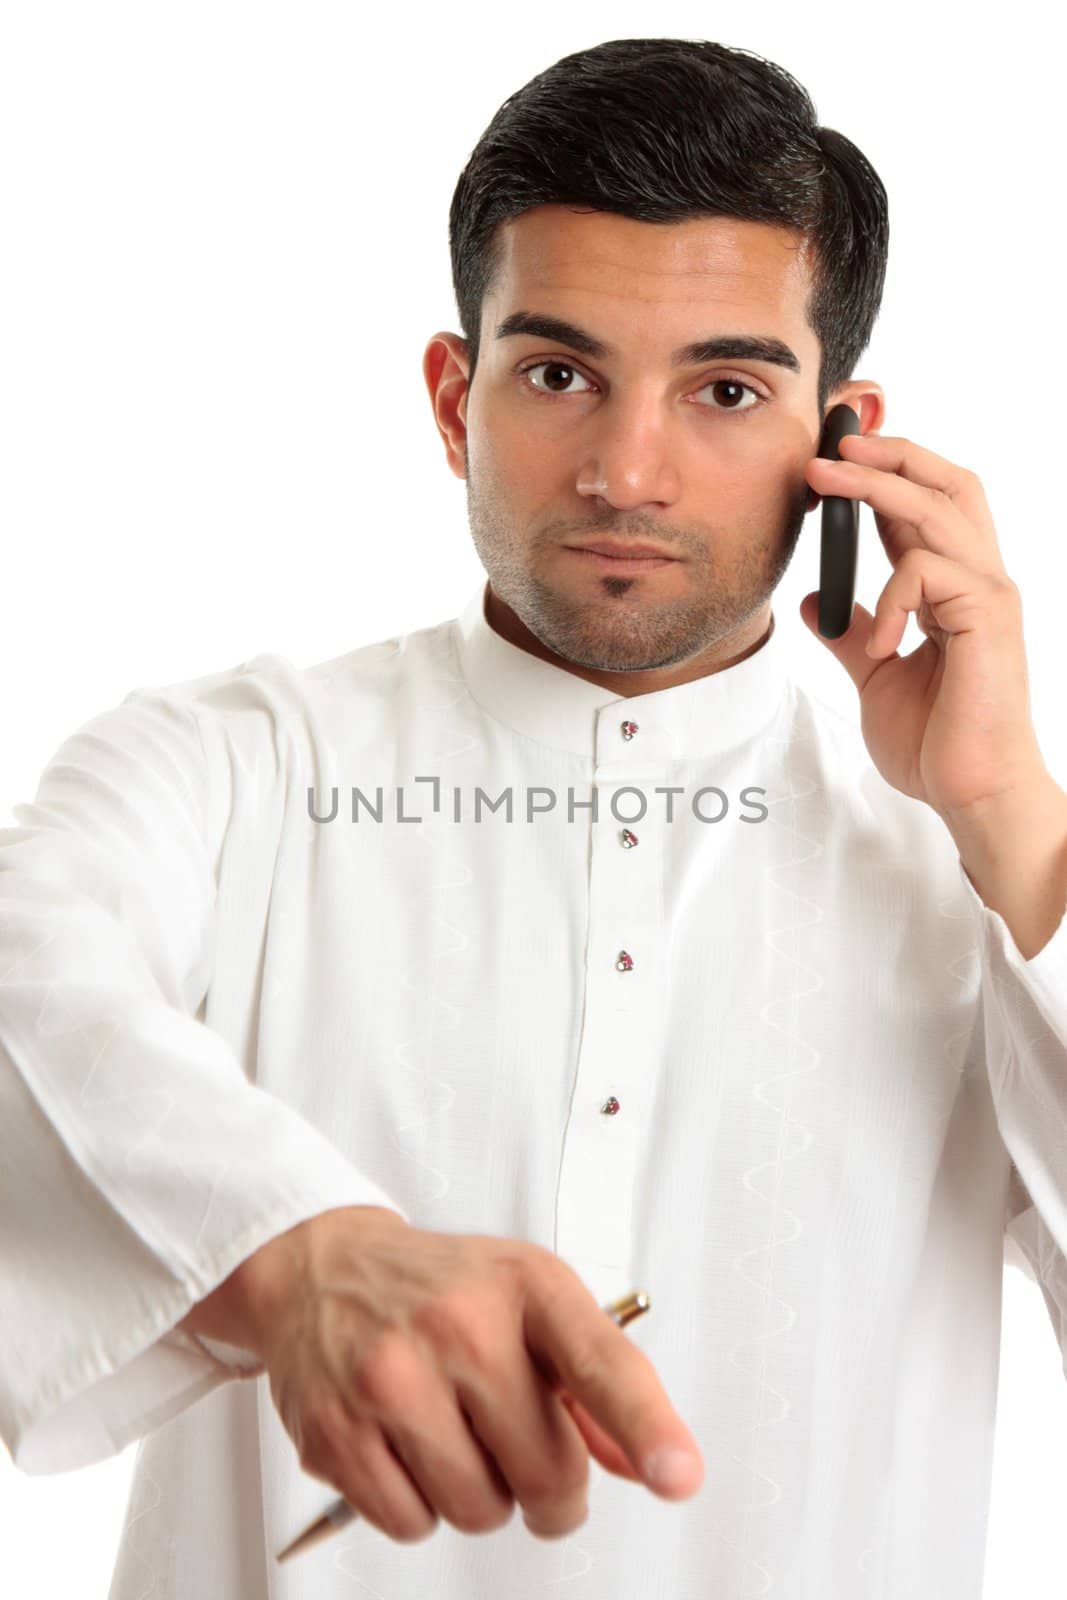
left=493, top=310, right=802, bottom=374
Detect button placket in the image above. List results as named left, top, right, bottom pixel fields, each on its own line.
left=556, top=708, right=661, bottom=1288
left=604, top=717, right=643, bottom=1112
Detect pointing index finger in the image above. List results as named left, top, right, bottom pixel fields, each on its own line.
left=523, top=1268, right=705, bottom=1500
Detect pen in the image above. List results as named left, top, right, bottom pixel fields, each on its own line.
left=275, top=1286, right=652, bottom=1563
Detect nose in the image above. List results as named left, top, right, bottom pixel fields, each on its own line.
left=576, top=424, right=683, bottom=511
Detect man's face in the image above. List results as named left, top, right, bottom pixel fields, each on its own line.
left=426, top=205, right=880, bottom=684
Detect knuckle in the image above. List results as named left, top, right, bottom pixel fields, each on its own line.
left=420, top=1292, right=499, bottom=1371
left=522, top=1437, right=589, bottom=1510
left=519, top=1468, right=563, bottom=1509
left=416, top=1290, right=469, bottom=1344
left=450, top=1498, right=514, bottom=1536
left=390, top=1510, right=440, bottom=1544
left=526, top=1467, right=587, bottom=1516
left=455, top=1318, right=506, bottom=1379
left=524, top=1501, right=589, bottom=1539
left=350, top=1334, right=419, bottom=1413
left=483, top=1499, right=516, bottom=1533
left=401, top=1523, right=439, bottom=1544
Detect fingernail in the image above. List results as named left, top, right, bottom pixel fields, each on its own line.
left=643, top=1448, right=698, bottom=1490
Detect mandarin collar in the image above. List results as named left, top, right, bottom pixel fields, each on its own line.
left=452, top=579, right=792, bottom=761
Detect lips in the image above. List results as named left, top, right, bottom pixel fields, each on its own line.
left=565, top=539, right=680, bottom=560
left=564, top=546, right=679, bottom=576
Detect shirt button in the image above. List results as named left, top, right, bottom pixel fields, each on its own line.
left=621, top=720, right=639, bottom=740
left=620, top=827, right=639, bottom=849
left=615, top=950, right=634, bottom=971
left=601, top=1096, right=621, bottom=1116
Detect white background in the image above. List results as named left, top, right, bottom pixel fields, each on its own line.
left=2, top=4, right=1065, bottom=1594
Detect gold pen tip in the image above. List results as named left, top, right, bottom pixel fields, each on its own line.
left=606, top=1288, right=651, bottom=1326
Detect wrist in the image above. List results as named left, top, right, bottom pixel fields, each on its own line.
left=177, top=1255, right=273, bottom=1358
left=176, top=1205, right=408, bottom=1361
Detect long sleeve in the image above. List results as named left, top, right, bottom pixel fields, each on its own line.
left=956, top=856, right=1067, bottom=1362
left=0, top=686, right=409, bottom=1475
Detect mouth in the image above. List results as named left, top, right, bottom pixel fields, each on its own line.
left=563, top=538, right=681, bottom=575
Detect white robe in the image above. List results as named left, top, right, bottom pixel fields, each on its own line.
left=2, top=579, right=1066, bottom=1598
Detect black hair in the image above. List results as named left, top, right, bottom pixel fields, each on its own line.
left=448, top=37, right=889, bottom=418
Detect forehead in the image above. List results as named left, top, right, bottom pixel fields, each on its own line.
left=488, top=204, right=813, bottom=328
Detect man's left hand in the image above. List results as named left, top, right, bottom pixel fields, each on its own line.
left=799, top=431, right=1048, bottom=819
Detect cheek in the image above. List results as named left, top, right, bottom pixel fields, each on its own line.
left=471, top=403, right=541, bottom=467
left=467, top=431, right=546, bottom=515
left=701, top=458, right=776, bottom=515
left=714, top=442, right=809, bottom=508
left=707, top=468, right=808, bottom=548
left=465, top=422, right=512, bottom=485
left=499, top=432, right=570, bottom=505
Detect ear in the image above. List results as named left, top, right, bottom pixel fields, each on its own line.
left=423, top=332, right=472, bottom=482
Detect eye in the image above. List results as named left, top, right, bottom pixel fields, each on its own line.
left=516, top=359, right=595, bottom=396
left=692, top=377, right=765, bottom=415
left=516, top=359, right=766, bottom=416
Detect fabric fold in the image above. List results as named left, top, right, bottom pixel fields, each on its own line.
left=0, top=689, right=409, bottom=1474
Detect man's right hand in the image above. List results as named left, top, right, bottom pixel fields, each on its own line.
left=177, top=1205, right=704, bottom=1543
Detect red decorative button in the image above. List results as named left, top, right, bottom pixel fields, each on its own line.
left=620, top=828, right=639, bottom=849
left=601, top=1096, right=621, bottom=1116
left=621, top=720, right=639, bottom=740
left=615, top=950, right=634, bottom=971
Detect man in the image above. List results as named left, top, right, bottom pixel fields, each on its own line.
left=3, top=36, right=1067, bottom=1600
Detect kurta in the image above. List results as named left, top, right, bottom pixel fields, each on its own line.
left=2, top=579, right=1066, bottom=1599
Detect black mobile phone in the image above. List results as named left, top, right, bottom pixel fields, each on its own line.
left=815, top=402, right=861, bottom=639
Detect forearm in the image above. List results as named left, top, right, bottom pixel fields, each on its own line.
left=938, top=771, right=1067, bottom=960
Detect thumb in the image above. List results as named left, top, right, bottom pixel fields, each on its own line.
left=798, top=592, right=883, bottom=694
